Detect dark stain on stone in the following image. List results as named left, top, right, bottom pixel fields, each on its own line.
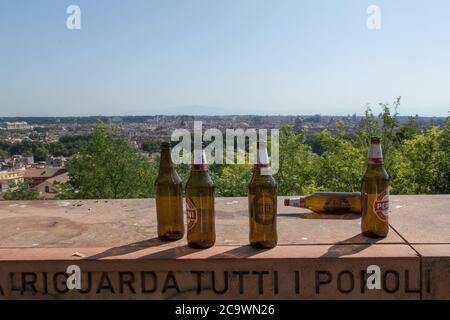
left=48, top=221, right=57, bottom=228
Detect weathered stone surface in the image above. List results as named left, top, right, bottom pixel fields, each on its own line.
left=0, top=195, right=448, bottom=300
left=413, top=244, right=450, bottom=300
left=0, top=197, right=404, bottom=247
left=0, top=245, right=420, bottom=300
left=388, top=195, right=450, bottom=244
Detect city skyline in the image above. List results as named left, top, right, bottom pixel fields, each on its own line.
left=1, top=0, right=450, bottom=117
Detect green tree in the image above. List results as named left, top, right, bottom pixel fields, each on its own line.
left=47, top=142, right=69, bottom=157
left=0, top=149, right=9, bottom=160
left=314, top=129, right=365, bottom=192
left=48, top=135, right=91, bottom=157
left=34, top=146, right=48, bottom=162
left=275, top=126, right=317, bottom=195
left=142, top=140, right=162, bottom=153
left=212, top=164, right=252, bottom=197
left=9, top=140, right=48, bottom=161
left=61, top=122, right=158, bottom=199
left=0, top=141, right=12, bottom=159
left=2, top=181, right=38, bottom=200
left=355, top=97, right=403, bottom=185
left=396, top=116, right=421, bottom=142
left=391, top=125, right=449, bottom=194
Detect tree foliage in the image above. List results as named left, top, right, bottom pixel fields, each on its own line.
left=8, top=140, right=48, bottom=161
left=1, top=181, right=38, bottom=200
left=47, top=135, right=91, bottom=157
left=391, top=125, right=449, bottom=194
left=275, top=126, right=317, bottom=195
left=61, top=122, right=157, bottom=199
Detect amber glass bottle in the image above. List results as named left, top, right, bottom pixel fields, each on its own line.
left=154, top=142, right=184, bottom=241
left=361, top=137, right=390, bottom=238
left=248, top=142, right=277, bottom=249
left=186, top=146, right=215, bottom=248
left=284, top=192, right=361, bottom=214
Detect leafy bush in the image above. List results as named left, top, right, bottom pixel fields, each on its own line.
left=61, top=122, right=158, bottom=199
left=2, top=181, right=38, bottom=200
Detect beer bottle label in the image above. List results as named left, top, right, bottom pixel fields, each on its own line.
left=192, top=164, right=208, bottom=171
left=186, top=197, right=198, bottom=230
left=324, top=198, right=351, bottom=213
left=252, top=192, right=276, bottom=225
left=373, top=189, right=389, bottom=222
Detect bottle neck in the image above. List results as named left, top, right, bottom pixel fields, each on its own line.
left=192, top=164, right=209, bottom=171
left=253, top=163, right=269, bottom=173
left=298, top=197, right=305, bottom=208
left=253, top=143, right=270, bottom=175
left=285, top=197, right=305, bottom=208
left=192, top=149, right=208, bottom=171
left=367, top=143, right=384, bottom=164
left=189, top=168, right=211, bottom=183
left=159, top=148, right=174, bottom=170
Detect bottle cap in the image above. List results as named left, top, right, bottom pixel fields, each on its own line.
left=368, top=137, right=384, bottom=164
left=370, top=136, right=381, bottom=144
left=284, top=197, right=305, bottom=207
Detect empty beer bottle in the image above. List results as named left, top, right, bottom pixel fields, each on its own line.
left=284, top=192, right=361, bottom=214
left=186, top=144, right=215, bottom=248
left=248, top=142, right=277, bottom=249
left=154, top=142, right=184, bottom=241
left=361, top=137, right=390, bottom=238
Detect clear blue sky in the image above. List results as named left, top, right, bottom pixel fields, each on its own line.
left=0, top=0, right=449, bottom=116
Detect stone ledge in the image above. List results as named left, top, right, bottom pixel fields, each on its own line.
left=0, top=195, right=448, bottom=300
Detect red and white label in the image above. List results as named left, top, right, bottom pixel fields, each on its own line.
left=373, top=189, right=389, bottom=222
left=191, top=164, right=208, bottom=171
left=368, top=157, right=384, bottom=164
left=186, top=197, right=198, bottom=230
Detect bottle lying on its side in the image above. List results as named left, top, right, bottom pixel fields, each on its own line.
left=284, top=192, right=361, bottom=214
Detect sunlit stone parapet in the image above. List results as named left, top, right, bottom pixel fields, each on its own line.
left=0, top=195, right=448, bottom=300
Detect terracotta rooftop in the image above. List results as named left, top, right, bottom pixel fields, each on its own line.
left=38, top=172, right=69, bottom=185
left=23, top=167, right=66, bottom=179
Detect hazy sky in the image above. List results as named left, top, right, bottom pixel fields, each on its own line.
left=1, top=0, right=449, bottom=116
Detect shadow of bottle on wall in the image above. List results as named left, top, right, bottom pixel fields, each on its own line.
left=85, top=237, right=166, bottom=260
left=207, top=245, right=273, bottom=259
left=320, top=234, right=382, bottom=258
left=138, top=244, right=273, bottom=260
left=137, top=244, right=198, bottom=260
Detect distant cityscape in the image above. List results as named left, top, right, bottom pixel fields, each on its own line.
left=0, top=115, right=447, bottom=199
left=1, top=114, right=445, bottom=144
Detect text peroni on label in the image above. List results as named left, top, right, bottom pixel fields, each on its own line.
left=186, top=197, right=198, bottom=230
left=373, top=189, right=389, bottom=222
